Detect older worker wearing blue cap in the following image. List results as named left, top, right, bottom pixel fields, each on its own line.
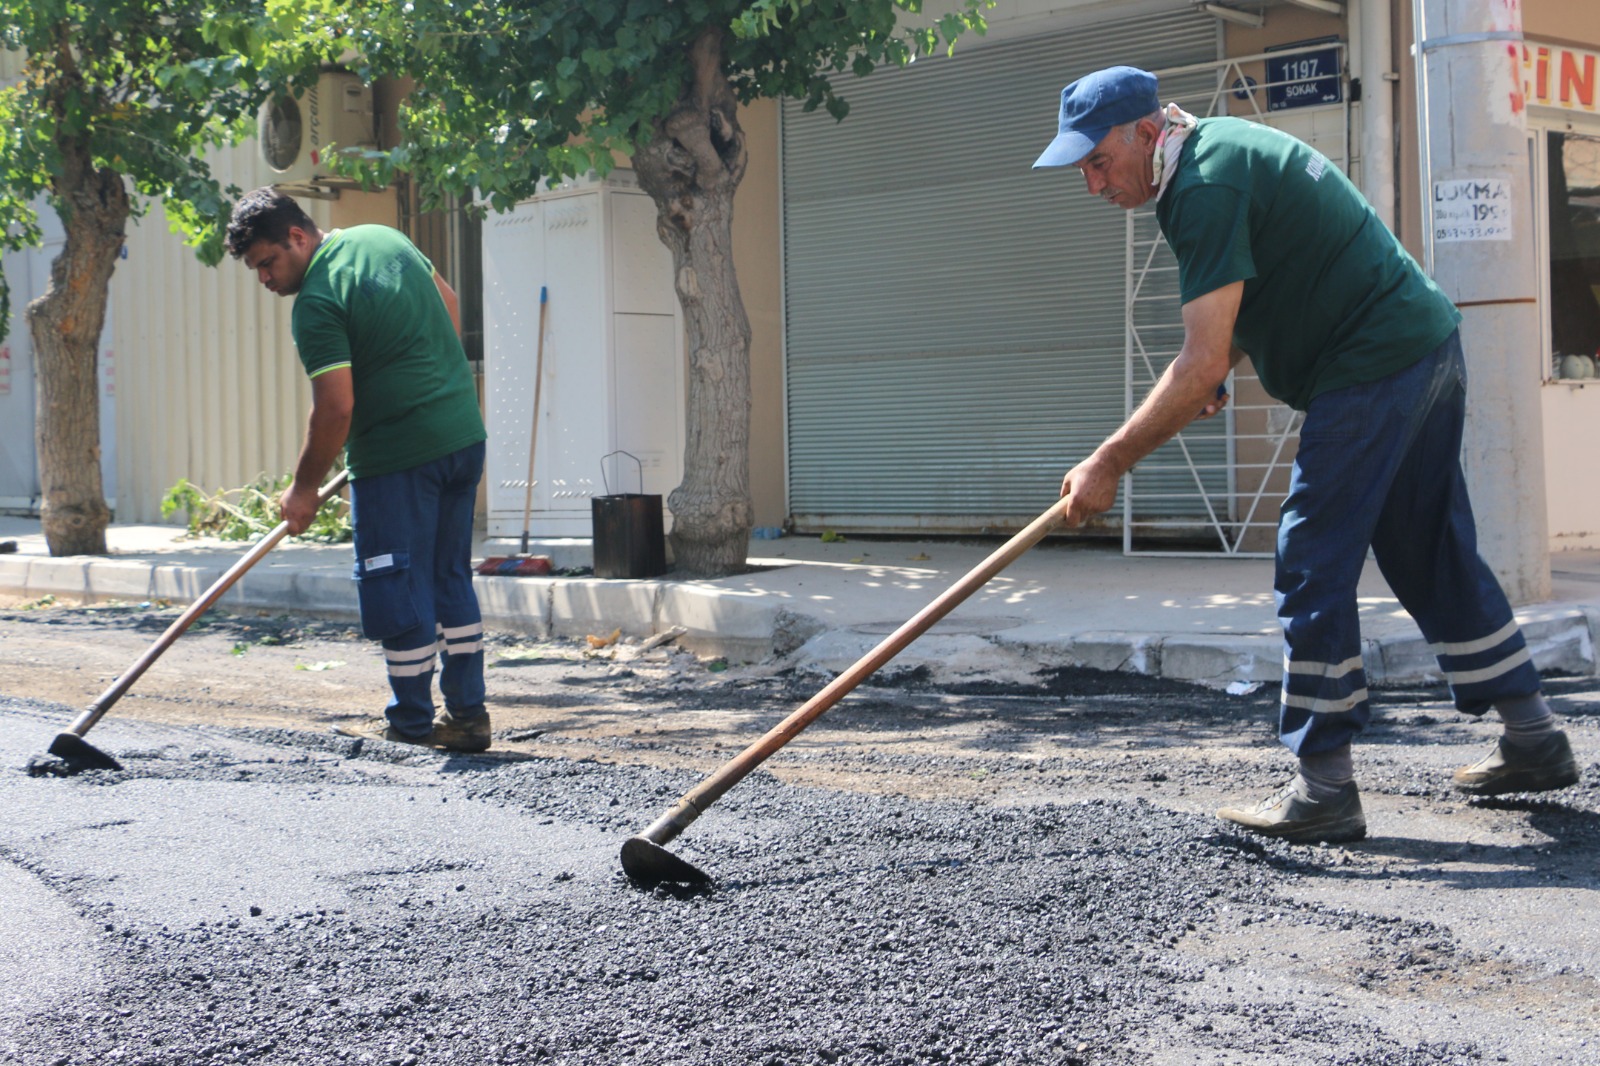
left=1034, top=67, right=1577, bottom=844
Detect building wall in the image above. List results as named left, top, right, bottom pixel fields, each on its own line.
left=110, top=83, right=402, bottom=524
left=732, top=99, right=786, bottom=530
left=111, top=150, right=402, bottom=524
left=1216, top=6, right=1348, bottom=552
left=110, top=143, right=327, bottom=522
left=1525, top=0, right=1600, bottom=47
left=332, top=189, right=401, bottom=230
left=1218, top=5, right=1346, bottom=81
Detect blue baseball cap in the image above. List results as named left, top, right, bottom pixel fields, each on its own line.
left=1032, top=66, right=1160, bottom=169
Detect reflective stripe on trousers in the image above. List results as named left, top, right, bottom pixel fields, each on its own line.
left=350, top=442, right=487, bottom=735
left=1274, top=331, right=1540, bottom=755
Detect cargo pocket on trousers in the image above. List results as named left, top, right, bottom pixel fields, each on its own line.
left=353, top=550, right=419, bottom=640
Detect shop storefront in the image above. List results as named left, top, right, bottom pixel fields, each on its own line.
left=1528, top=41, right=1600, bottom=547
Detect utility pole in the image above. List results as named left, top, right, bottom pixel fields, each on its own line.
left=1357, top=0, right=1397, bottom=228
left=1413, top=0, right=1550, bottom=604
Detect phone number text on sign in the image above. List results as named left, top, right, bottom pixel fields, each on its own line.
left=1433, top=178, right=1513, bottom=242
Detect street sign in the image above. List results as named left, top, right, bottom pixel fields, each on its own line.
left=1266, top=42, right=1343, bottom=111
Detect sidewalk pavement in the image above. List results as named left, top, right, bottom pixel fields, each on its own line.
left=2, top=515, right=1598, bottom=690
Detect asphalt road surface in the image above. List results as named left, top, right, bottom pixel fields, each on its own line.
left=1, top=602, right=1597, bottom=1065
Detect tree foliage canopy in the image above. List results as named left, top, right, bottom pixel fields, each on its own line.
left=283, top=0, right=989, bottom=576
left=302, top=0, right=989, bottom=210
left=0, top=0, right=320, bottom=338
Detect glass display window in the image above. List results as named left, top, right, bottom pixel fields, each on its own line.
left=1544, top=130, right=1600, bottom=381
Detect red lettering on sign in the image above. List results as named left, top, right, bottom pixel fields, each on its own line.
left=1508, top=45, right=1526, bottom=114
left=1560, top=50, right=1596, bottom=108
left=1506, top=44, right=1524, bottom=113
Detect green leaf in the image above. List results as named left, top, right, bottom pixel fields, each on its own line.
left=2, top=0, right=988, bottom=571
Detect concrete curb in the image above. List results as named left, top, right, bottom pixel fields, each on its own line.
left=782, top=613, right=1599, bottom=691
left=0, top=555, right=360, bottom=620
left=4, top=555, right=1597, bottom=690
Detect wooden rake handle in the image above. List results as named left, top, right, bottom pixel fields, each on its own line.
left=520, top=286, right=550, bottom=555
left=637, top=492, right=1076, bottom=848
left=64, top=470, right=351, bottom=739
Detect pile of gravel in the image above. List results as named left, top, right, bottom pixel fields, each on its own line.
left=10, top=733, right=1476, bottom=1066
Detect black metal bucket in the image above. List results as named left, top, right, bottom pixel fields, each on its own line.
left=592, top=451, right=666, bottom=579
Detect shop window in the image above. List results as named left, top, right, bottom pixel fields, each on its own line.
left=1548, top=131, right=1600, bottom=380
left=400, top=180, right=484, bottom=364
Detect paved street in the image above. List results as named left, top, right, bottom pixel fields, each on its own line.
left=1, top=605, right=1598, bottom=1065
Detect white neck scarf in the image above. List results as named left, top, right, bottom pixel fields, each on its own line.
left=1150, top=102, right=1199, bottom=201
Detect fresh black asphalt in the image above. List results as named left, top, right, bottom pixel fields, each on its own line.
left=0, top=693, right=1494, bottom=1066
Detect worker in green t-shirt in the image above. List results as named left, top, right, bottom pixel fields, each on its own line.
left=1033, top=67, right=1577, bottom=843
left=227, top=188, right=492, bottom=753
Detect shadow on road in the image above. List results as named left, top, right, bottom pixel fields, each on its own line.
left=1288, top=802, right=1600, bottom=890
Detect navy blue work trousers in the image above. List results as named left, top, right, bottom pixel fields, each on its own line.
left=348, top=441, right=486, bottom=737
left=1274, top=331, right=1540, bottom=755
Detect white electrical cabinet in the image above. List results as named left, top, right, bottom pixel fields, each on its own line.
left=482, top=171, right=685, bottom=538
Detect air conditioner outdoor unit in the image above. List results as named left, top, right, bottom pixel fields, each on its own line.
left=257, top=72, right=375, bottom=185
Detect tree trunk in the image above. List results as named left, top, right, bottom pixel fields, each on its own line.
left=25, top=142, right=127, bottom=556
left=632, top=29, right=753, bottom=578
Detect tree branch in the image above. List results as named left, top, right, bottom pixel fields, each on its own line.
left=660, top=28, right=732, bottom=186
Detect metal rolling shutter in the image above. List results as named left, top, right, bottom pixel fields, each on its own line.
left=781, top=7, right=1219, bottom=534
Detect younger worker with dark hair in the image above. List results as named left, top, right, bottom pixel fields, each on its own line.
left=1032, top=67, right=1578, bottom=843
left=227, top=187, right=492, bottom=752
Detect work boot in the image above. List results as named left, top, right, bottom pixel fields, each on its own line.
left=1452, top=730, right=1579, bottom=796
left=429, top=710, right=492, bottom=753
left=382, top=725, right=434, bottom=747
left=1217, top=777, right=1367, bottom=844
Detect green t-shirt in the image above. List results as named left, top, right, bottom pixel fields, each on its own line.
left=291, top=225, right=486, bottom=478
left=1155, top=118, right=1461, bottom=410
